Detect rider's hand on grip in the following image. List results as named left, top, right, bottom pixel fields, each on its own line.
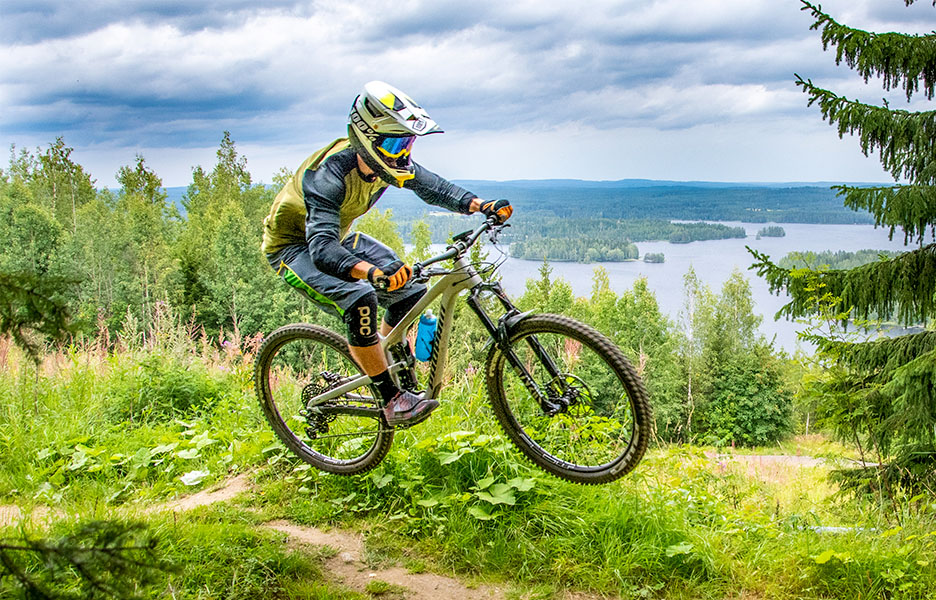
left=480, top=198, right=512, bottom=223
left=368, top=260, right=412, bottom=292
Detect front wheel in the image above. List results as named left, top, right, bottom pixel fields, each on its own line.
left=254, top=323, right=393, bottom=475
left=485, top=314, right=651, bottom=484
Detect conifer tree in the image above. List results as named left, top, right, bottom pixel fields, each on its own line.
left=752, top=0, right=936, bottom=488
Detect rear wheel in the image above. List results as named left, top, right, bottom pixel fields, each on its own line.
left=485, top=314, right=651, bottom=484
left=254, top=323, right=393, bottom=475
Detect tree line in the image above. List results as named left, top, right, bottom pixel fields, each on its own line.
left=756, top=226, right=785, bottom=238
left=0, top=134, right=795, bottom=449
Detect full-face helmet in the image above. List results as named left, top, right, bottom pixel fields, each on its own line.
left=348, top=81, right=442, bottom=187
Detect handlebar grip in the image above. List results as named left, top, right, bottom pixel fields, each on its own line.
left=373, top=276, right=390, bottom=291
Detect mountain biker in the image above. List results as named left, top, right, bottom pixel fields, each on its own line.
left=261, top=81, right=513, bottom=427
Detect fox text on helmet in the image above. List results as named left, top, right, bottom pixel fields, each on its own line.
left=347, top=81, right=443, bottom=187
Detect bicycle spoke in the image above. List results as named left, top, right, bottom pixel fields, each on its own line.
left=255, top=324, right=393, bottom=473
left=487, top=315, right=650, bottom=483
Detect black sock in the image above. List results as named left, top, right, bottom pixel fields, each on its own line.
left=370, top=370, right=400, bottom=403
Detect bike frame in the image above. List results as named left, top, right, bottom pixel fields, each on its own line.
left=303, top=232, right=487, bottom=407
left=304, top=220, right=563, bottom=412
left=383, top=253, right=483, bottom=399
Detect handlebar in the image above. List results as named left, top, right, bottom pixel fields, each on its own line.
left=370, top=216, right=505, bottom=291
left=412, top=216, right=504, bottom=278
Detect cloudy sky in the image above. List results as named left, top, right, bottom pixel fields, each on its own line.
left=1, top=0, right=933, bottom=187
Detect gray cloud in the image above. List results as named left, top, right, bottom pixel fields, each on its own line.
left=0, top=0, right=315, bottom=43
left=0, top=0, right=931, bottom=185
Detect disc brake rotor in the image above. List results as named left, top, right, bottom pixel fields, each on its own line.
left=544, top=373, right=589, bottom=415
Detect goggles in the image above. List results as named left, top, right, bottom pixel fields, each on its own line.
left=375, top=135, right=415, bottom=159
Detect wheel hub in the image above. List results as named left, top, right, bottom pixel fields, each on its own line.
left=544, top=373, right=588, bottom=416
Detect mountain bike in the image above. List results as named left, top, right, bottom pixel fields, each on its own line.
left=254, top=216, right=651, bottom=484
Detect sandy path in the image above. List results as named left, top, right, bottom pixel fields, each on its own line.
left=148, top=472, right=253, bottom=513
left=265, top=520, right=508, bottom=599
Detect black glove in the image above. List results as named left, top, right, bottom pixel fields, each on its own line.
left=479, top=198, right=513, bottom=223
left=367, top=260, right=412, bottom=291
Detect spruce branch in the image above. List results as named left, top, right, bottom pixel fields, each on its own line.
left=748, top=244, right=936, bottom=325
left=0, top=520, right=170, bottom=600
left=0, top=270, right=76, bottom=359
left=811, top=329, right=936, bottom=372
left=800, top=0, right=936, bottom=101
left=833, top=184, right=936, bottom=243
left=788, top=0, right=936, bottom=494
left=795, top=76, right=936, bottom=185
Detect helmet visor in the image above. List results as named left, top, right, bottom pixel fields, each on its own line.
left=376, top=135, right=415, bottom=159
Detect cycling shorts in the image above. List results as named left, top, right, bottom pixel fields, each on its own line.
left=267, top=232, right=426, bottom=319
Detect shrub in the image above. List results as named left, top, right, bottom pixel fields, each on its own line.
left=703, top=345, right=793, bottom=447
left=104, top=351, right=224, bottom=423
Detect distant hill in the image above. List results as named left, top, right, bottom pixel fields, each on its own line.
left=164, top=179, right=882, bottom=224
left=380, top=179, right=878, bottom=225
left=452, top=178, right=884, bottom=190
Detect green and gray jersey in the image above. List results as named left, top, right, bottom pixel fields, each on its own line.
left=261, top=138, right=476, bottom=280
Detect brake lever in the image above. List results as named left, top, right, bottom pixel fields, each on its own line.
left=489, top=222, right=510, bottom=244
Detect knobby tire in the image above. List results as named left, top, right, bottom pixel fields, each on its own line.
left=254, top=323, right=393, bottom=475
left=485, top=314, right=651, bottom=484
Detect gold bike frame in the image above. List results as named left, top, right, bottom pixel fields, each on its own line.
left=303, top=254, right=482, bottom=407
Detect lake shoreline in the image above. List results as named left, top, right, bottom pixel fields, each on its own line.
left=450, top=221, right=932, bottom=353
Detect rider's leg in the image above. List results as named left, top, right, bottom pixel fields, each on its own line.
left=379, top=291, right=423, bottom=389
left=344, top=293, right=437, bottom=424
left=347, top=231, right=426, bottom=360
left=345, top=233, right=426, bottom=334
left=344, top=292, right=399, bottom=401
left=269, top=239, right=437, bottom=425
left=383, top=287, right=423, bottom=333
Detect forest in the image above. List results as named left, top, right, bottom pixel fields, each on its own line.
left=756, top=225, right=786, bottom=238
left=379, top=211, right=748, bottom=263
left=377, top=179, right=879, bottom=224
left=375, top=182, right=860, bottom=263
left=778, top=248, right=902, bottom=270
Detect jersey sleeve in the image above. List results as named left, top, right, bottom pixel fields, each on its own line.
left=404, top=163, right=476, bottom=214
left=303, top=159, right=360, bottom=281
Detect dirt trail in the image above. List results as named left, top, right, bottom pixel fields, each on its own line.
left=0, top=505, right=63, bottom=528
left=147, top=472, right=253, bottom=513
left=0, top=474, right=516, bottom=598
left=265, top=520, right=507, bottom=599
left=146, top=476, right=597, bottom=598
left=146, top=475, right=579, bottom=599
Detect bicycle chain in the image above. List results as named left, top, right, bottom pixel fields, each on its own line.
left=299, top=371, right=345, bottom=439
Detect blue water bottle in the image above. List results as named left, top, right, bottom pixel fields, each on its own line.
left=414, top=310, right=437, bottom=362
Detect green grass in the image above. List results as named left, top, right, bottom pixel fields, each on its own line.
left=1, top=340, right=935, bottom=599
left=0, top=511, right=360, bottom=599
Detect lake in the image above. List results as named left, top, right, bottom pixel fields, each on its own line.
left=444, top=222, right=928, bottom=353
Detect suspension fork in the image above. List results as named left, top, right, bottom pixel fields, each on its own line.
left=466, top=283, right=565, bottom=413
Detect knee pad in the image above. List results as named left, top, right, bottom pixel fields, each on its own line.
left=344, top=292, right=379, bottom=347
left=384, top=289, right=425, bottom=328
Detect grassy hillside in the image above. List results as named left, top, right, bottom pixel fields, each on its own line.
left=1, top=332, right=933, bottom=599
